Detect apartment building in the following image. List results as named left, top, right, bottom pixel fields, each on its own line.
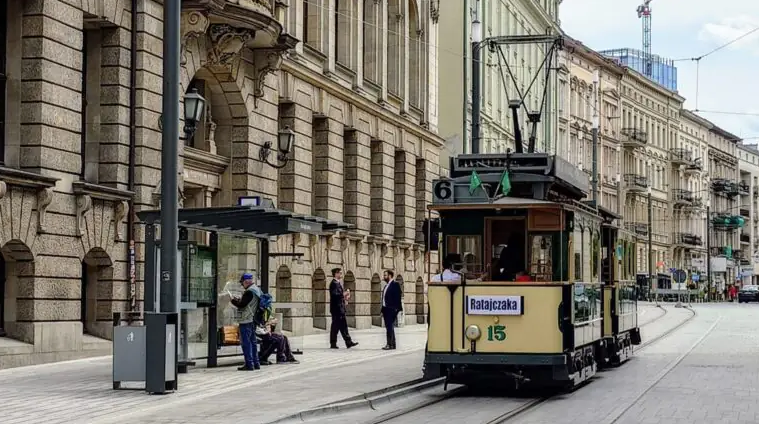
left=437, top=0, right=561, bottom=165
left=557, top=38, right=623, bottom=215
left=0, top=0, right=442, bottom=368
left=737, top=143, right=759, bottom=284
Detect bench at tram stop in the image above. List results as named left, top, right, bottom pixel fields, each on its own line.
left=272, top=302, right=304, bottom=355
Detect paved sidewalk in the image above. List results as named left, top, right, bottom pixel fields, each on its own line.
left=0, top=325, right=427, bottom=424
left=0, top=304, right=662, bottom=424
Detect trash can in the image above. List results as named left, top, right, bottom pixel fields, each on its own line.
left=112, top=312, right=147, bottom=390
left=145, top=312, right=179, bottom=394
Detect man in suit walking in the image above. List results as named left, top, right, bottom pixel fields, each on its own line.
left=381, top=269, right=402, bottom=350
left=329, top=268, right=358, bottom=349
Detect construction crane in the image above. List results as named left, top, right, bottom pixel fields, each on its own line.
left=636, top=0, right=652, bottom=78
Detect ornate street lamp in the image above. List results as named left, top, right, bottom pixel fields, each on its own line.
left=259, top=126, right=295, bottom=169
left=183, top=88, right=206, bottom=138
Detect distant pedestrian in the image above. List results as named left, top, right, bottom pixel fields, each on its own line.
left=381, top=269, right=402, bottom=350
left=231, top=272, right=262, bottom=371
left=329, top=268, right=358, bottom=349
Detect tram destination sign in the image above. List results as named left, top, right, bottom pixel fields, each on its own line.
left=466, top=295, right=524, bottom=316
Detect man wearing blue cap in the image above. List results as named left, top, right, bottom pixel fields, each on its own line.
left=231, top=272, right=263, bottom=371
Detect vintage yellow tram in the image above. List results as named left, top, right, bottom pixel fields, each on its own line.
left=423, top=152, right=641, bottom=389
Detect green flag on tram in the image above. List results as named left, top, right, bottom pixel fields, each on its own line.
left=469, top=170, right=483, bottom=195
left=499, top=170, right=511, bottom=196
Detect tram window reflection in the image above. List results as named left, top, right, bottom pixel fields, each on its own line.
left=528, top=234, right=552, bottom=282
left=445, top=235, right=482, bottom=278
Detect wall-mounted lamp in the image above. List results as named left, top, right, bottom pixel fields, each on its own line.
left=157, top=87, right=207, bottom=139
left=183, top=88, right=206, bottom=138
left=259, top=126, right=295, bottom=169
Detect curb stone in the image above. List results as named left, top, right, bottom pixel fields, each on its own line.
left=265, top=377, right=446, bottom=423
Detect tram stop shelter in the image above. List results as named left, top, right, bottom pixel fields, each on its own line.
left=136, top=197, right=352, bottom=369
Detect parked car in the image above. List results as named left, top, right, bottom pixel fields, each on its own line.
left=738, top=285, right=759, bottom=303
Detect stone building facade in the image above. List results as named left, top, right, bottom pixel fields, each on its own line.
left=0, top=0, right=442, bottom=367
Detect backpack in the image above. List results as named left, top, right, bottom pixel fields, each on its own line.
left=254, top=293, right=274, bottom=325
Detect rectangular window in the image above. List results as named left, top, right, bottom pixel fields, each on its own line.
left=0, top=0, right=7, bottom=166
left=303, top=0, right=309, bottom=44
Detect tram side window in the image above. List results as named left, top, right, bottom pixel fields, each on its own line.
left=528, top=234, right=552, bottom=282
left=618, top=284, right=636, bottom=316
left=446, top=235, right=481, bottom=276
left=572, top=226, right=585, bottom=281
left=573, top=283, right=601, bottom=323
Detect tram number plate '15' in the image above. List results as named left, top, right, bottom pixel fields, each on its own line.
left=487, top=325, right=506, bottom=341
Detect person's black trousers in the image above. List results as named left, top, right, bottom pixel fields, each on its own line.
left=330, top=314, right=352, bottom=346
left=382, top=308, right=398, bottom=348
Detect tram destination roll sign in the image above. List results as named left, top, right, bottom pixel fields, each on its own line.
left=466, top=295, right=524, bottom=316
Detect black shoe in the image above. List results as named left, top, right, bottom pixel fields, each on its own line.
left=237, top=365, right=254, bottom=371
left=260, top=360, right=271, bottom=366
left=382, top=345, right=393, bottom=350
left=347, top=341, right=358, bottom=349
left=287, top=358, right=300, bottom=364
left=254, top=364, right=261, bottom=370
left=330, top=345, right=339, bottom=349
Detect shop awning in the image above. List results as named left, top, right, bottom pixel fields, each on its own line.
left=137, top=205, right=353, bottom=237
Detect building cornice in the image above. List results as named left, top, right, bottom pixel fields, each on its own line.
left=623, top=68, right=685, bottom=104
left=281, top=62, right=445, bottom=147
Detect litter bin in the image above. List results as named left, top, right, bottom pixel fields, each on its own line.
left=145, top=312, right=179, bottom=394
left=112, top=312, right=147, bottom=390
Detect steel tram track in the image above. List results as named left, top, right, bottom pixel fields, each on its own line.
left=363, top=305, right=694, bottom=424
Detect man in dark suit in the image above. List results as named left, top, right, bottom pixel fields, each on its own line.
left=381, top=269, right=402, bottom=350
left=329, top=268, right=358, bottom=349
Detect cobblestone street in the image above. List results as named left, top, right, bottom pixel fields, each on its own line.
left=0, top=303, right=660, bottom=424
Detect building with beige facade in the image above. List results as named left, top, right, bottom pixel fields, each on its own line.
left=736, top=142, right=759, bottom=284
left=0, top=0, right=443, bottom=368
left=437, top=0, right=560, bottom=165
left=558, top=36, right=745, bottom=294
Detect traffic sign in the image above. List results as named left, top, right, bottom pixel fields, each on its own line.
left=672, top=269, right=687, bottom=284
left=691, top=273, right=700, bottom=282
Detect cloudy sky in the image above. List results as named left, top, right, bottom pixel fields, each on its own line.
left=560, top=0, right=759, bottom=141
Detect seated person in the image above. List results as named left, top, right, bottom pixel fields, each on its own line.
left=257, top=318, right=299, bottom=365
left=515, top=271, right=531, bottom=282
left=430, top=256, right=462, bottom=284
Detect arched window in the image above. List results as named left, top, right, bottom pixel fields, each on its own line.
left=362, top=0, right=380, bottom=83
left=386, top=0, right=403, bottom=96
left=408, top=0, right=422, bottom=108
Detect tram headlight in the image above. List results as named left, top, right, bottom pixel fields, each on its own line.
left=465, top=324, right=481, bottom=341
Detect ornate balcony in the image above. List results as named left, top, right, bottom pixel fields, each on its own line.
left=625, top=222, right=649, bottom=237
left=711, top=246, right=733, bottom=257
left=623, top=174, right=648, bottom=193
left=669, top=148, right=693, bottom=165
left=712, top=214, right=745, bottom=231
left=684, top=157, right=702, bottom=175
left=621, top=127, right=648, bottom=149
left=672, top=189, right=695, bottom=206
left=711, top=178, right=740, bottom=197
left=674, top=232, right=702, bottom=247
left=739, top=181, right=750, bottom=196
left=741, top=232, right=750, bottom=243
left=740, top=205, right=750, bottom=217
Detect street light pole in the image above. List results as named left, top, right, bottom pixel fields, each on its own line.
left=160, top=0, right=181, bottom=314
left=706, top=204, right=712, bottom=302
left=648, top=187, right=654, bottom=302
left=591, top=70, right=599, bottom=206
left=470, top=0, right=482, bottom=154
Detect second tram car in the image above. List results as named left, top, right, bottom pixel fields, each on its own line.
left=423, top=152, right=641, bottom=389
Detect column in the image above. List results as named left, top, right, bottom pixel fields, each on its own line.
left=312, top=116, right=344, bottom=221
left=343, top=129, right=371, bottom=232
left=278, top=101, right=314, bottom=215
left=370, top=139, right=394, bottom=237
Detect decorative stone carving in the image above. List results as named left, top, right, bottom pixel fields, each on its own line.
left=181, top=10, right=211, bottom=64
left=36, top=187, right=54, bottom=234
left=228, top=0, right=274, bottom=13
left=355, top=238, right=365, bottom=269
left=250, top=48, right=284, bottom=106
left=76, top=194, right=93, bottom=237
left=114, top=201, right=129, bottom=241
left=207, top=24, right=255, bottom=68
left=431, top=0, right=440, bottom=23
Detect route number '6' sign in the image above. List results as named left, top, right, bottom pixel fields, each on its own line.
left=432, top=179, right=454, bottom=203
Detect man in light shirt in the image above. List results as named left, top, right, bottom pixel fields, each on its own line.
left=430, top=257, right=462, bottom=284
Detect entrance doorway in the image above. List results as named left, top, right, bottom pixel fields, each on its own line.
left=0, top=254, right=5, bottom=337
left=486, top=217, right=526, bottom=281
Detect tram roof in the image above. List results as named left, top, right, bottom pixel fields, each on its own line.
left=428, top=196, right=561, bottom=211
